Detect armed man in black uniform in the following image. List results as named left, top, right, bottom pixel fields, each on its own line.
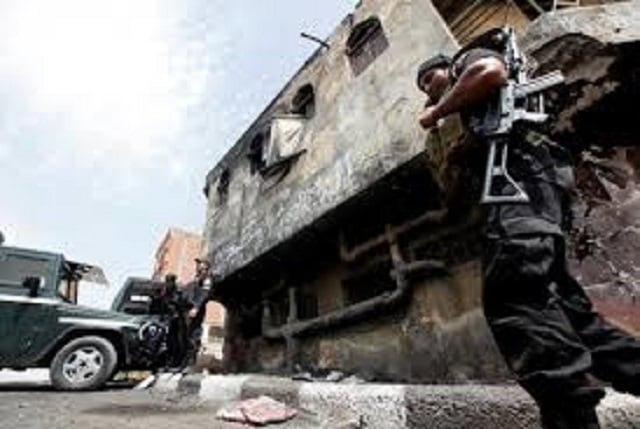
left=182, top=258, right=212, bottom=367
left=148, top=274, right=189, bottom=370
left=417, top=29, right=640, bottom=429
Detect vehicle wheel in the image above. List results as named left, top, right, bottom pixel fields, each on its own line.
left=49, top=336, right=117, bottom=391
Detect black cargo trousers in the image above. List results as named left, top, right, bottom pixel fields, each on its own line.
left=483, top=233, right=640, bottom=408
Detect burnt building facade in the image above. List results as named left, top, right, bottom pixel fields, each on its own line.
left=203, top=0, right=640, bottom=382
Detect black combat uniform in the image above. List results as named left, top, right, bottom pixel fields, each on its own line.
left=182, top=278, right=210, bottom=365
left=452, top=48, right=640, bottom=427
left=150, top=278, right=189, bottom=369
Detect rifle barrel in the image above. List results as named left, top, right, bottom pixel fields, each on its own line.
left=514, top=70, right=565, bottom=98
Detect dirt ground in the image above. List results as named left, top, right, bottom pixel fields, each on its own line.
left=0, top=384, right=240, bottom=429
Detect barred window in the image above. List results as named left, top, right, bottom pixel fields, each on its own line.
left=346, top=17, right=389, bottom=76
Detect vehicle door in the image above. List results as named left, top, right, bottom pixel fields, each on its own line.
left=0, top=248, right=60, bottom=366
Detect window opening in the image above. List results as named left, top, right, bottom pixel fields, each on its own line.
left=342, top=256, right=395, bottom=306
left=297, top=291, right=319, bottom=320
left=216, top=168, right=231, bottom=203
left=247, top=133, right=267, bottom=175
left=346, top=17, right=389, bottom=76
left=291, top=84, right=315, bottom=118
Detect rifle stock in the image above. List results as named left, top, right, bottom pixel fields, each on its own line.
left=478, top=28, right=564, bottom=205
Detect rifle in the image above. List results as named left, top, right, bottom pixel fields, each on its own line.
left=461, top=27, right=565, bottom=204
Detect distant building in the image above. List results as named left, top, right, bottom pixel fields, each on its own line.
left=152, top=228, right=203, bottom=284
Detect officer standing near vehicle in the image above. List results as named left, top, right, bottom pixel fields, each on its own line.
left=182, top=257, right=212, bottom=367
left=159, top=273, right=189, bottom=370
left=417, top=30, right=640, bottom=429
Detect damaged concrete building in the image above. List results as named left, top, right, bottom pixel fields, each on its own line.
left=202, top=0, right=640, bottom=382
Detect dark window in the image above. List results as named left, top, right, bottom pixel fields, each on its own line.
left=346, top=17, right=389, bottom=76
left=264, top=288, right=317, bottom=325
left=247, top=133, right=267, bottom=175
left=216, top=168, right=231, bottom=203
left=342, top=256, right=395, bottom=306
left=266, top=289, right=289, bottom=327
left=291, top=84, right=315, bottom=118
left=297, top=291, right=318, bottom=320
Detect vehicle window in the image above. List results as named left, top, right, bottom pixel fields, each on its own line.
left=0, top=254, right=51, bottom=287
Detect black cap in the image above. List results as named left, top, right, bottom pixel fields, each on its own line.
left=416, top=54, right=452, bottom=91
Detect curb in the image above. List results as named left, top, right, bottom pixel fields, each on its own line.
left=151, top=374, right=640, bottom=428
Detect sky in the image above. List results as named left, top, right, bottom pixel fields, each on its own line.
left=0, top=0, right=356, bottom=290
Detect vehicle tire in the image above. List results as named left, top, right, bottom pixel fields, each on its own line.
left=49, top=336, right=118, bottom=391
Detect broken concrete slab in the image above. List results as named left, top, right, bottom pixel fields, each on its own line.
left=522, top=1, right=640, bottom=53
left=520, top=1, right=640, bottom=139
left=216, top=395, right=298, bottom=425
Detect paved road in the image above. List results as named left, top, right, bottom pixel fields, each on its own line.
left=0, top=370, right=318, bottom=429
left=0, top=370, right=243, bottom=429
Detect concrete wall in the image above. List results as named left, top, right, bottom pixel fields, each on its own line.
left=203, top=0, right=458, bottom=280
left=224, top=253, right=509, bottom=382
left=299, top=261, right=509, bottom=383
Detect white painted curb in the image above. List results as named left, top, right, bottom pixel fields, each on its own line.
left=199, top=375, right=251, bottom=403
left=155, top=374, right=640, bottom=429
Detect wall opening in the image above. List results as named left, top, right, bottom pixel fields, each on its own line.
left=216, top=168, right=231, bottom=203
left=247, top=132, right=267, bottom=175
left=342, top=255, right=395, bottom=306
left=266, top=289, right=289, bottom=327
left=346, top=17, right=389, bottom=76
left=297, top=290, right=319, bottom=320
left=291, top=84, right=315, bottom=118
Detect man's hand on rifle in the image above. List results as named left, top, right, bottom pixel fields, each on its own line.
left=419, top=105, right=441, bottom=129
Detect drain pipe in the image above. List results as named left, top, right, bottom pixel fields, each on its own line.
left=262, top=225, right=445, bottom=340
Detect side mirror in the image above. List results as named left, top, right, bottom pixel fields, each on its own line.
left=22, top=276, right=42, bottom=298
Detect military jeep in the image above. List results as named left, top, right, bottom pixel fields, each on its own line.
left=0, top=245, right=160, bottom=390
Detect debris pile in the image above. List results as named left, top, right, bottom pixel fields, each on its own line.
left=216, top=395, right=298, bottom=426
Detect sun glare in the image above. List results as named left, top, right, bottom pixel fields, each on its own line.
left=3, top=0, right=185, bottom=162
